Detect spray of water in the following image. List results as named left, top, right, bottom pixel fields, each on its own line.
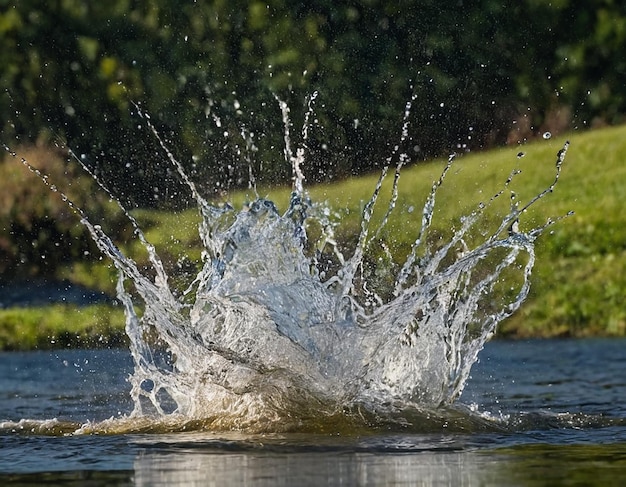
left=3, top=96, right=570, bottom=432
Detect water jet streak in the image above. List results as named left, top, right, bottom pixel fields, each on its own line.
left=4, top=99, right=570, bottom=432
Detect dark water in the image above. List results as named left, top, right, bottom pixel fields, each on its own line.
left=1, top=338, right=625, bottom=486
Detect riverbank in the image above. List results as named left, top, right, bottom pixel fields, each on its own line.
left=1, top=124, right=625, bottom=350
left=0, top=303, right=126, bottom=351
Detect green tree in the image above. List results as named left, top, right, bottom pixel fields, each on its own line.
left=1, top=0, right=625, bottom=208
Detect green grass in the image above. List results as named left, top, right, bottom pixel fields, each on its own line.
left=0, top=304, right=127, bottom=351
left=310, top=125, right=626, bottom=338
left=2, top=124, right=625, bottom=349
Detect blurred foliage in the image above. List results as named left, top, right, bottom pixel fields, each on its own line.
left=0, top=145, right=132, bottom=279
left=1, top=0, right=625, bottom=209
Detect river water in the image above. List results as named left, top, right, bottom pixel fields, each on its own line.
left=1, top=338, right=625, bottom=486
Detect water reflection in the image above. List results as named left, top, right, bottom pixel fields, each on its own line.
left=130, top=436, right=626, bottom=486
left=4, top=439, right=625, bottom=486
left=133, top=447, right=491, bottom=487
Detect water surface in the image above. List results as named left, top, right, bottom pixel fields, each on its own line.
left=2, top=338, right=625, bottom=485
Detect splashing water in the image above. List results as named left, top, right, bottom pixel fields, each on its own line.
left=4, top=96, right=570, bottom=432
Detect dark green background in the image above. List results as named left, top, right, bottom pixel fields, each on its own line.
left=2, top=0, right=624, bottom=202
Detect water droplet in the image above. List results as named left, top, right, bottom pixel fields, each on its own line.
left=543, top=132, right=552, bottom=139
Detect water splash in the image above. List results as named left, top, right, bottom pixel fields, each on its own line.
left=4, top=97, right=570, bottom=432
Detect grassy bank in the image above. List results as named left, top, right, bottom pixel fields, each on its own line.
left=0, top=304, right=127, bottom=351
left=321, top=125, right=626, bottom=338
left=308, top=125, right=626, bottom=338
left=1, top=124, right=625, bottom=349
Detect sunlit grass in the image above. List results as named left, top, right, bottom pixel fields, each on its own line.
left=0, top=304, right=127, bottom=351
left=2, top=124, right=625, bottom=348
left=314, top=125, right=626, bottom=337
